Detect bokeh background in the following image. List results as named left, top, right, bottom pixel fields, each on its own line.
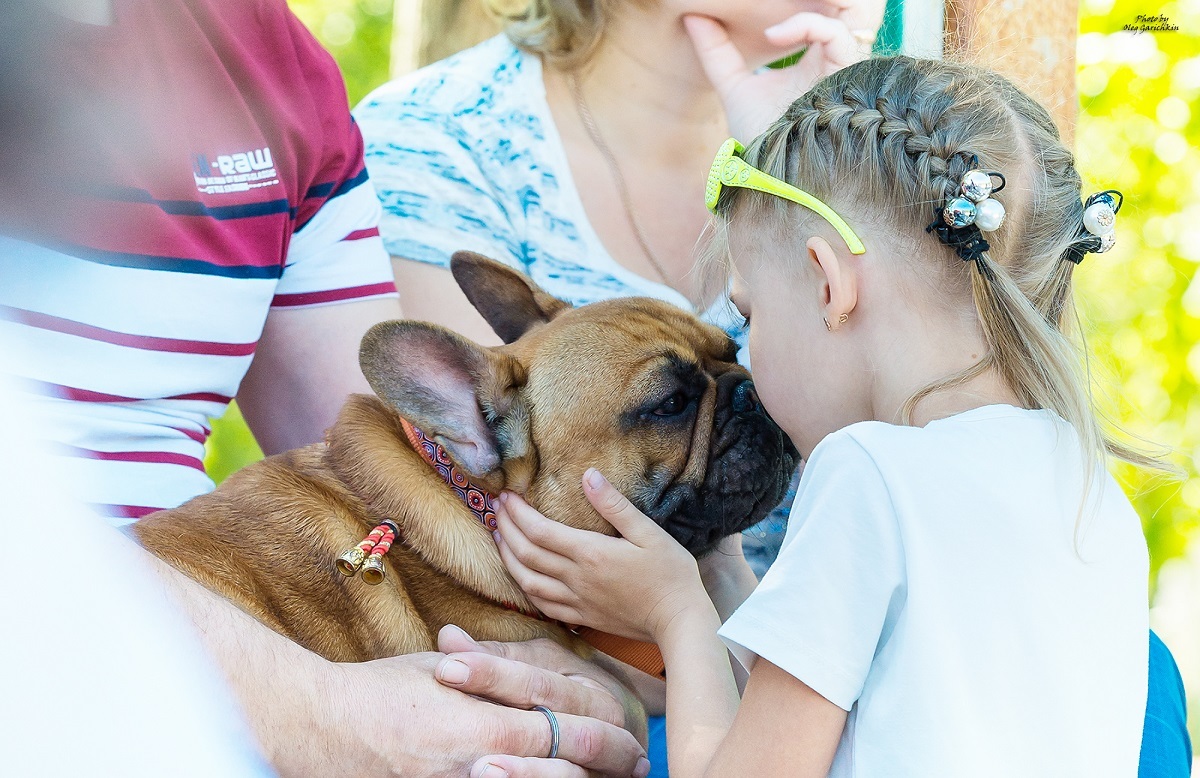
left=206, top=0, right=1200, bottom=751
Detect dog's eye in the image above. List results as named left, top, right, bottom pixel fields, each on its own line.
left=653, top=391, right=689, bottom=417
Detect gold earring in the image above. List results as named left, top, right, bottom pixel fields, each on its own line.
left=824, top=313, right=849, bottom=332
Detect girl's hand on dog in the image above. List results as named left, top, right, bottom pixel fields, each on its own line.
left=495, top=469, right=714, bottom=646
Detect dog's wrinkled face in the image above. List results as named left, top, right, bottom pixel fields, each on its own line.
left=360, top=252, right=799, bottom=557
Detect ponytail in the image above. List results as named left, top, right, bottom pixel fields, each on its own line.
left=713, top=56, right=1174, bottom=482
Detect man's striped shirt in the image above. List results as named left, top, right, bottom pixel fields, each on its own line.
left=0, top=0, right=397, bottom=524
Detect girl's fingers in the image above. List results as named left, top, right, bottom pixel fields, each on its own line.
left=494, top=528, right=577, bottom=605
left=496, top=498, right=575, bottom=577
left=500, top=492, right=597, bottom=560
left=581, top=469, right=667, bottom=546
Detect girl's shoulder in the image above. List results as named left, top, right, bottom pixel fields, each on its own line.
left=827, top=404, right=1065, bottom=456
left=806, top=404, right=1075, bottom=491
left=355, top=35, right=541, bottom=130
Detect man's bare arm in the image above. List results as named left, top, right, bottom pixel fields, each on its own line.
left=136, top=544, right=648, bottom=777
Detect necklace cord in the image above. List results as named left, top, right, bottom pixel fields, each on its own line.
left=568, top=72, right=674, bottom=288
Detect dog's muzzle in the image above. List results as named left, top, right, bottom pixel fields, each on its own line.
left=649, top=373, right=800, bottom=556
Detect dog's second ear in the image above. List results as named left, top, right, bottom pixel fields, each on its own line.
left=450, top=251, right=571, bottom=344
left=359, top=320, right=526, bottom=478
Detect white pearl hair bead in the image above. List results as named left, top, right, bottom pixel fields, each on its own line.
left=1083, top=201, right=1116, bottom=236
left=1095, top=232, right=1116, bottom=253
left=960, top=170, right=994, bottom=203
left=974, top=197, right=1006, bottom=232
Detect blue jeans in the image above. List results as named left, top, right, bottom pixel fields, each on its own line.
left=645, top=631, right=1191, bottom=776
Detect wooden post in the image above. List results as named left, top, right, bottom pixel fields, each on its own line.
left=945, top=0, right=1080, bottom=143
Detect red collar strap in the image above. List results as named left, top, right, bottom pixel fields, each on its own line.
left=398, top=417, right=500, bottom=530
left=339, top=416, right=666, bottom=679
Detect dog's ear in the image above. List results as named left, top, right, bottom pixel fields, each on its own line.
left=450, top=251, right=571, bottom=344
left=359, top=320, right=526, bottom=478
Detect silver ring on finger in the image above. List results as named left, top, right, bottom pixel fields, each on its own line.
left=532, top=705, right=560, bottom=759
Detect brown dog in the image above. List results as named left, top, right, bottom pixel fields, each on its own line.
left=135, top=252, right=797, bottom=671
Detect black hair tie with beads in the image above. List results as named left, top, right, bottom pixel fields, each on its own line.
left=1062, top=190, right=1123, bottom=265
left=925, top=155, right=1006, bottom=279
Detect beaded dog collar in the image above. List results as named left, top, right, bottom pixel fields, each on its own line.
left=334, top=416, right=668, bottom=679
left=398, top=418, right=500, bottom=531
left=335, top=419, right=499, bottom=586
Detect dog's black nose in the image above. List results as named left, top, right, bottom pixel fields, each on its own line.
left=732, top=380, right=762, bottom=414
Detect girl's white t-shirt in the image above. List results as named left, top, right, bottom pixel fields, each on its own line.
left=718, top=405, right=1149, bottom=776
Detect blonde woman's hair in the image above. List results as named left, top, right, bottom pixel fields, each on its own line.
left=485, top=0, right=626, bottom=70
left=710, top=56, right=1167, bottom=476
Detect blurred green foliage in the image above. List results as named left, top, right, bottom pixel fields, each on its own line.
left=208, top=1, right=1200, bottom=591
left=289, top=0, right=394, bottom=106
left=1076, top=0, right=1200, bottom=586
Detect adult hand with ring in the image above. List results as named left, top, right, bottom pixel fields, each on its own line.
left=468, top=704, right=650, bottom=778
left=435, top=626, right=652, bottom=777
left=532, top=706, right=561, bottom=759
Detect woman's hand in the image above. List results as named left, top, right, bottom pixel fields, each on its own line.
left=435, top=626, right=653, bottom=778
left=494, top=468, right=712, bottom=645
left=684, top=0, right=885, bottom=140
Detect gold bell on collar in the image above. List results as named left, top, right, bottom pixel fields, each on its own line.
left=337, top=520, right=398, bottom=583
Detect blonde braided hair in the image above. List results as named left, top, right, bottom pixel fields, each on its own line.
left=711, top=56, right=1166, bottom=476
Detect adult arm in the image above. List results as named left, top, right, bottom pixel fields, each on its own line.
left=237, top=295, right=404, bottom=455
left=135, top=544, right=649, bottom=777
left=390, top=256, right=503, bottom=346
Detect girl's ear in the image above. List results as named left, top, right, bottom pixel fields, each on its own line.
left=806, top=236, right=858, bottom=330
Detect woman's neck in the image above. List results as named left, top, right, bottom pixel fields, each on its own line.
left=554, top=8, right=727, bottom=165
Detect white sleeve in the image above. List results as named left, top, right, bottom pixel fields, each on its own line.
left=274, top=178, right=398, bottom=308
left=718, top=431, right=906, bottom=711
left=272, top=23, right=397, bottom=310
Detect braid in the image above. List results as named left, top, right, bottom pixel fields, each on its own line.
left=767, top=64, right=988, bottom=242
left=714, top=55, right=1170, bottom=478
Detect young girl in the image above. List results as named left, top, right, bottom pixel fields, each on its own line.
left=481, top=55, right=1158, bottom=777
